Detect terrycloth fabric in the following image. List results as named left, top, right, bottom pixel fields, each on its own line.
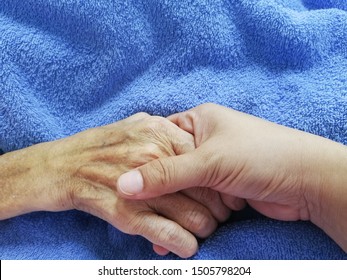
left=0, top=0, right=346, bottom=259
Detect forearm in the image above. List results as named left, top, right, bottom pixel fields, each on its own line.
left=303, top=134, right=347, bottom=251
left=0, top=142, right=66, bottom=219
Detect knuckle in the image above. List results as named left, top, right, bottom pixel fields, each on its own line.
left=134, top=112, right=150, bottom=118
left=150, top=115, right=167, bottom=124
left=204, top=102, right=218, bottom=109
left=128, top=142, right=171, bottom=169
left=135, top=144, right=165, bottom=165
left=186, top=208, right=215, bottom=237
left=155, top=224, right=182, bottom=245
left=144, top=116, right=168, bottom=132
left=199, top=102, right=214, bottom=111
left=127, top=214, right=146, bottom=235
left=190, top=188, right=231, bottom=222
left=143, top=143, right=163, bottom=158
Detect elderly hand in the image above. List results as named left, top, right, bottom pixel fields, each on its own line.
left=117, top=103, right=347, bottom=253
left=0, top=113, right=230, bottom=258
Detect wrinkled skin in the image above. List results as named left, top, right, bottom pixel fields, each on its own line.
left=0, top=113, right=230, bottom=258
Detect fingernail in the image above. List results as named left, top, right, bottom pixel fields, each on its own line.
left=117, top=170, right=144, bottom=195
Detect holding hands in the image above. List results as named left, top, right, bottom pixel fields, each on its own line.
left=118, top=103, right=347, bottom=256
left=0, top=112, right=230, bottom=258
left=1, top=103, right=346, bottom=258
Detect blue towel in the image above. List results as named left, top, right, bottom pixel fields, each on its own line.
left=0, top=0, right=346, bottom=259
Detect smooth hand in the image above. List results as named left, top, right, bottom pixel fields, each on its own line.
left=117, top=103, right=347, bottom=252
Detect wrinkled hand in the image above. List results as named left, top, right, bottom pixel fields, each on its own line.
left=0, top=113, right=230, bottom=258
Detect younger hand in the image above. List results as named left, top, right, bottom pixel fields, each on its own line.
left=117, top=103, right=347, bottom=253
left=117, top=103, right=346, bottom=223
left=117, top=104, right=312, bottom=220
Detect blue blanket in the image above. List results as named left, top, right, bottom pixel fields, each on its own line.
left=0, top=0, right=346, bottom=259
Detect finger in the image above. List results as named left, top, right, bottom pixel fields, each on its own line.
left=182, top=187, right=231, bottom=222
left=220, top=194, right=247, bottom=211
left=167, top=111, right=195, bottom=135
left=166, top=112, right=181, bottom=125
left=128, top=212, right=198, bottom=258
left=153, top=244, right=170, bottom=256
left=117, top=152, right=206, bottom=199
left=147, top=193, right=218, bottom=238
left=166, top=123, right=195, bottom=154
left=76, top=189, right=198, bottom=258
left=121, top=112, right=150, bottom=123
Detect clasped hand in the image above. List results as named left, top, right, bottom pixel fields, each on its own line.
left=0, top=112, right=230, bottom=258
left=2, top=103, right=346, bottom=258
left=117, top=103, right=347, bottom=256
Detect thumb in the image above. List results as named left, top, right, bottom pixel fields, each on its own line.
left=117, top=152, right=205, bottom=199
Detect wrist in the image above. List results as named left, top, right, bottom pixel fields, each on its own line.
left=303, top=135, right=347, bottom=251
left=0, top=141, right=69, bottom=219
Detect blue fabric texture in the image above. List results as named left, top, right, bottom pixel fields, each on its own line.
left=0, top=0, right=346, bottom=259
